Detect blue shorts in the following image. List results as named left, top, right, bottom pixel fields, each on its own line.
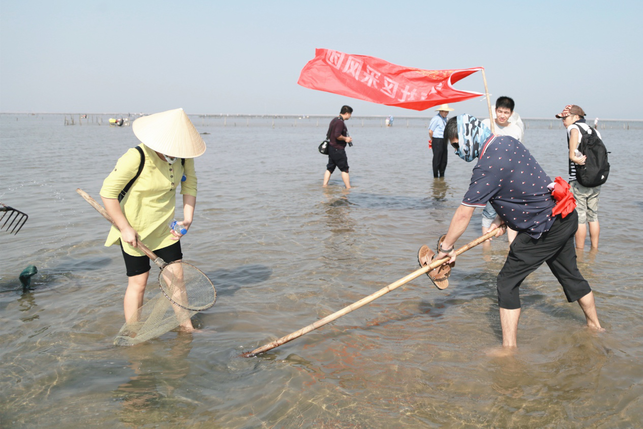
left=482, top=202, right=496, bottom=229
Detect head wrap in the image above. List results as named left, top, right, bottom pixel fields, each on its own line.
left=454, top=114, right=492, bottom=162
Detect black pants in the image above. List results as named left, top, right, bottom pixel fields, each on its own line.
left=496, top=210, right=591, bottom=309
left=326, top=145, right=349, bottom=173
left=431, top=137, right=448, bottom=177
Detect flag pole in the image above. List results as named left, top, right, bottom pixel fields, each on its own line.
left=481, top=68, right=495, bottom=134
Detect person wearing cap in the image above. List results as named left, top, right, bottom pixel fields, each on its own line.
left=481, top=96, right=525, bottom=246
left=429, top=114, right=602, bottom=350
left=556, top=104, right=601, bottom=249
left=100, top=108, right=206, bottom=332
left=428, top=104, right=454, bottom=178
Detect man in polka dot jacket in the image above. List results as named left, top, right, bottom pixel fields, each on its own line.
left=434, top=114, right=603, bottom=351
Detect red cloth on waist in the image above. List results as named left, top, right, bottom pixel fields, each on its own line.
left=551, top=177, right=576, bottom=218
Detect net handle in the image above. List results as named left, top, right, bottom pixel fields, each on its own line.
left=76, top=188, right=166, bottom=267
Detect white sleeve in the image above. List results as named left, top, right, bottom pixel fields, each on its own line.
left=516, top=117, right=525, bottom=142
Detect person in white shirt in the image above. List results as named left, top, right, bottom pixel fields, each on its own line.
left=481, top=96, right=525, bottom=245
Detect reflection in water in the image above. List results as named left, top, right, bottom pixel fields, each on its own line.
left=322, top=189, right=355, bottom=236
left=432, top=177, right=449, bottom=201
left=113, top=335, right=197, bottom=427
left=18, top=292, right=39, bottom=322
left=576, top=246, right=598, bottom=269
left=0, top=278, right=40, bottom=321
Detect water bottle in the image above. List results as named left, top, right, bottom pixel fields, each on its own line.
left=170, top=220, right=188, bottom=235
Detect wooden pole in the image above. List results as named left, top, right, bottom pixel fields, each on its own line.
left=242, top=228, right=503, bottom=357
left=76, top=188, right=161, bottom=263
left=481, top=68, right=495, bottom=134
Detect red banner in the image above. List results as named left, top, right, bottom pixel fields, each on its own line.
left=298, top=49, right=483, bottom=111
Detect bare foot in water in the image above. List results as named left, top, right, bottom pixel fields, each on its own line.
left=178, top=322, right=201, bottom=333
left=587, top=324, right=606, bottom=333
left=486, top=346, right=517, bottom=358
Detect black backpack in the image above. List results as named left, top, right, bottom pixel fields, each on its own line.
left=575, top=124, right=610, bottom=187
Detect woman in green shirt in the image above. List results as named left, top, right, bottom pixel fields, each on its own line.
left=100, top=108, right=206, bottom=332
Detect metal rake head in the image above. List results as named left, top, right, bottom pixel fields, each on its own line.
left=0, top=203, right=29, bottom=235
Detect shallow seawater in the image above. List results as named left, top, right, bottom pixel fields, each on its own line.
left=1, top=114, right=642, bottom=428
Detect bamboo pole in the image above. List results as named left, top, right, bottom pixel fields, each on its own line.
left=481, top=68, right=495, bottom=134
left=242, top=228, right=503, bottom=357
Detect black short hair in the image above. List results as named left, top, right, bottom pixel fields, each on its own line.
left=340, top=105, right=353, bottom=115
left=445, top=116, right=458, bottom=141
left=495, top=96, right=515, bottom=112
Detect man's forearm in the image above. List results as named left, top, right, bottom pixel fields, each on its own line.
left=441, top=205, right=476, bottom=249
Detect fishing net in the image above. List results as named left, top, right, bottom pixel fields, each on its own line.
left=157, top=261, right=217, bottom=311
left=114, top=261, right=216, bottom=346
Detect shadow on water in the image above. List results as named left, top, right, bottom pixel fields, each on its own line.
left=205, top=264, right=272, bottom=297
left=54, top=255, right=113, bottom=272
left=0, top=256, right=113, bottom=323
left=320, top=178, right=450, bottom=211
left=342, top=192, right=442, bottom=210
left=0, top=255, right=112, bottom=294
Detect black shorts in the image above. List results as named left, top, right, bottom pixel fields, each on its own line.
left=496, top=210, right=591, bottom=309
left=326, top=145, right=349, bottom=173
left=120, top=241, right=183, bottom=277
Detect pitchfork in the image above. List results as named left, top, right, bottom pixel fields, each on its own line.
left=0, top=203, right=29, bottom=235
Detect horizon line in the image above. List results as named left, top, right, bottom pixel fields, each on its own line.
left=1, top=112, right=642, bottom=122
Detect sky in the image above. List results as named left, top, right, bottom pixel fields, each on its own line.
left=1, top=0, right=641, bottom=119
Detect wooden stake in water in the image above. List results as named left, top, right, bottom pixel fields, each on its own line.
left=242, top=229, right=503, bottom=358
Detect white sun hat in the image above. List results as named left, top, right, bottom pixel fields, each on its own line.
left=435, top=104, right=454, bottom=112
left=132, top=108, right=206, bottom=158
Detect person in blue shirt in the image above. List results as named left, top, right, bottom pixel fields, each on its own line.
left=428, top=104, right=454, bottom=178
left=428, top=114, right=603, bottom=352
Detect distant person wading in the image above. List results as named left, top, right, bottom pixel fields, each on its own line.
left=428, top=104, right=454, bottom=178
left=323, top=105, right=353, bottom=189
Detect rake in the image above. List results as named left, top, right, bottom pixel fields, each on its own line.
left=0, top=203, right=29, bottom=235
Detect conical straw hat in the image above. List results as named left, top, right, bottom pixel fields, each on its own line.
left=132, top=108, right=206, bottom=158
